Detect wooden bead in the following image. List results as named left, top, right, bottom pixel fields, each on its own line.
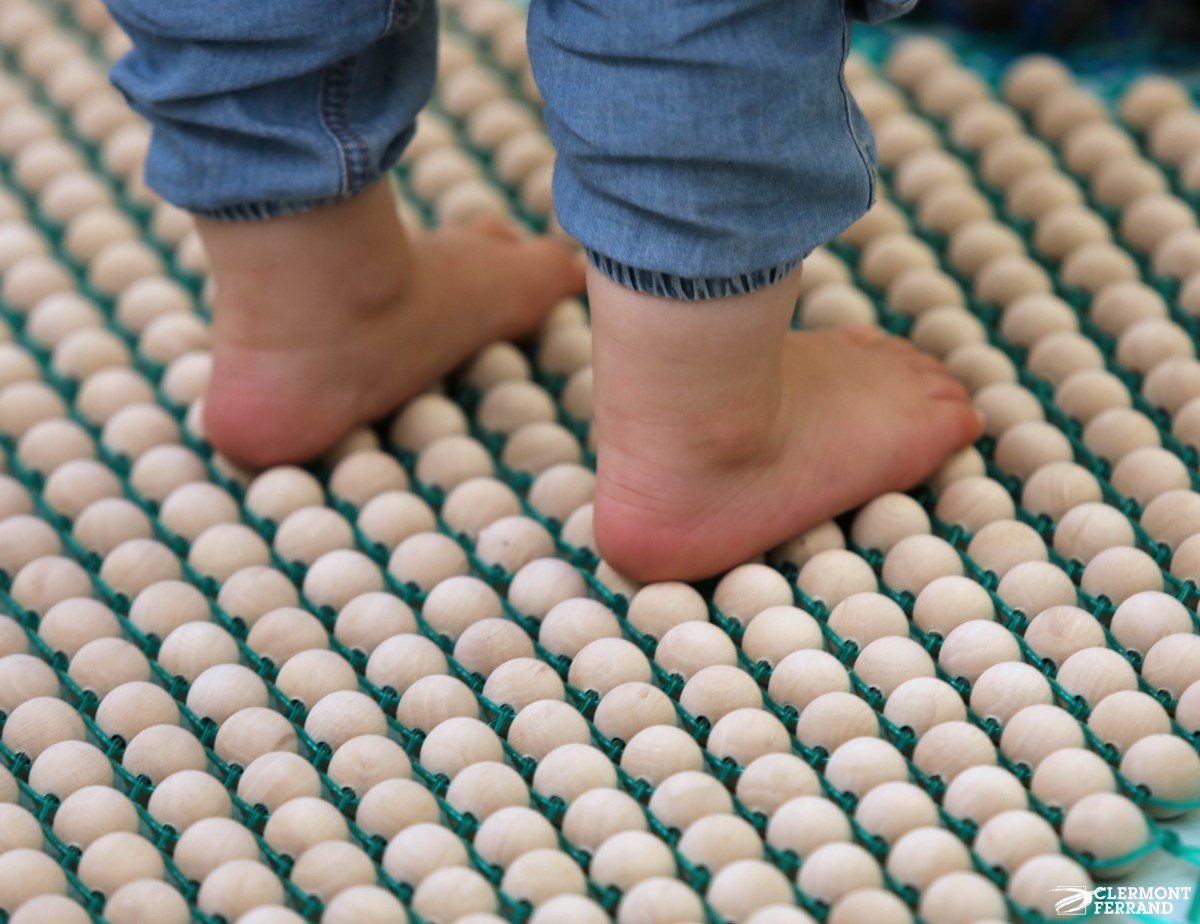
left=1080, top=546, right=1162, bottom=604
left=69, top=636, right=150, bottom=703
left=1029, top=747, right=1116, bottom=812
left=474, top=515, right=555, bottom=574
left=147, top=769, right=232, bottom=832
left=196, top=860, right=284, bottom=923
left=912, top=575, right=995, bottom=637
left=798, top=842, right=883, bottom=905
left=158, top=481, right=239, bottom=542
left=947, top=219, right=1024, bottom=277
left=237, top=752, right=321, bottom=811
left=798, top=283, right=875, bottom=330
left=993, top=421, right=1073, bottom=482
left=78, top=831, right=164, bottom=895
left=29, top=738, right=113, bottom=801
left=796, top=549, right=877, bottom=607
left=394, top=674, right=479, bottom=732
left=653, top=622, right=735, bottom=680
left=445, top=760, right=528, bottom=822
left=335, top=592, right=417, bottom=656
left=103, top=881, right=189, bottom=924
left=1120, top=733, right=1200, bottom=819
left=358, top=491, right=437, bottom=553
left=0, top=849, right=68, bottom=913
left=707, top=708, right=790, bottom=766
left=503, top=699, right=589, bottom=762
left=882, top=535, right=963, bottom=596
left=767, top=521, right=846, bottom=573
left=159, top=622, right=239, bottom=682
left=1063, top=792, right=1149, bottom=878
left=0, top=654, right=60, bottom=714
left=589, top=830, right=676, bottom=892
left=17, top=418, right=95, bottom=476
left=735, top=752, right=821, bottom=815
left=1000, top=704, right=1084, bottom=768
left=247, top=608, right=329, bottom=667
left=969, top=662, right=1053, bottom=725
left=965, top=519, right=1047, bottom=578
left=325, top=735, right=411, bottom=799
left=9, top=895, right=91, bottom=924
left=507, top=558, right=587, bottom=622
left=740, top=606, right=823, bottom=667
left=912, top=720, right=997, bottom=783
left=305, top=690, right=387, bottom=749
left=568, top=637, right=651, bottom=695
left=1007, top=854, right=1092, bottom=917
left=827, top=592, right=908, bottom=648
left=678, top=814, right=763, bottom=873
left=561, top=788, right=648, bottom=852
left=0, top=802, right=41, bottom=854
left=617, top=878, right=705, bottom=924
left=421, top=575, right=503, bottom=642
left=94, top=680, right=180, bottom=743
left=1087, top=690, right=1171, bottom=755
left=941, top=765, right=1028, bottom=827
left=482, top=657, right=565, bottom=710
left=188, top=523, right=272, bottom=583
left=933, top=477, right=1015, bottom=534
left=680, top=666, right=760, bottom=725
left=99, top=537, right=182, bottom=598
left=795, top=691, right=878, bottom=752
left=768, top=649, right=851, bottom=712
left=275, top=648, right=357, bottom=709
left=1053, top=502, right=1134, bottom=564
left=273, top=507, right=355, bottom=565
left=1023, top=605, right=1103, bottom=667
left=713, top=563, right=793, bottom=626
left=883, top=677, right=967, bottom=736
left=1056, top=647, right=1138, bottom=706
left=441, top=477, right=521, bottom=540
left=707, top=860, right=795, bottom=924
left=823, top=737, right=907, bottom=798
left=500, top=849, right=587, bottom=907
left=539, top=597, right=620, bottom=658
left=765, top=794, right=851, bottom=857
left=419, top=716, right=503, bottom=779
left=52, top=785, right=137, bottom=849
left=303, top=549, right=384, bottom=612
left=328, top=450, right=408, bottom=509
left=1083, top=407, right=1161, bottom=464
left=473, top=806, right=559, bottom=868
left=122, top=724, right=206, bottom=784
left=357, top=779, right=440, bottom=840
left=0, top=515, right=61, bottom=577
left=919, top=872, right=1008, bottom=924
left=531, top=743, right=616, bottom=803
left=411, top=867, right=497, bottom=923
left=415, top=434, right=494, bottom=490
left=214, top=706, right=298, bottom=767
left=379, top=821, right=467, bottom=887
left=1022, top=461, right=1102, bottom=520
left=937, top=620, right=1021, bottom=684
left=853, top=637, right=936, bottom=697
left=187, top=663, right=268, bottom=723
left=290, top=840, right=376, bottom=902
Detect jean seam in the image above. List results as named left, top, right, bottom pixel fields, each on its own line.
left=835, top=5, right=876, bottom=213
left=318, top=58, right=371, bottom=197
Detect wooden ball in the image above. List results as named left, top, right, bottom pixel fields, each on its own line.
left=1029, top=747, right=1116, bottom=812
left=482, top=657, right=565, bottom=710
left=918, top=872, right=1008, bottom=924
left=0, top=849, right=68, bottom=913
left=740, top=606, right=823, bottom=667
left=795, top=691, right=878, bottom=752
left=334, top=592, right=416, bottom=656
left=302, top=549, right=384, bottom=612
left=379, top=821, right=467, bottom=888
left=127, top=444, right=207, bottom=504
left=16, top=418, right=96, bottom=476
left=1053, top=502, right=1134, bottom=564
left=275, top=648, right=357, bottom=709
left=1144, top=358, right=1200, bottom=416
left=0, top=803, right=43, bottom=854
left=999, top=703, right=1084, bottom=768
left=9, top=894, right=91, bottom=924
left=356, top=779, right=439, bottom=841
left=159, top=622, right=239, bottom=682
left=728, top=752, right=819, bottom=817
left=394, top=673, right=479, bottom=733
left=415, top=434, right=494, bottom=490
left=0, top=654, right=59, bottom=714
left=196, top=860, right=284, bottom=923
left=237, top=752, right=321, bottom=811
left=883, top=676, right=967, bottom=737
left=827, top=592, right=907, bottom=648
left=99, top=537, right=183, bottom=599
left=290, top=840, right=376, bottom=902
left=796, top=549, right=877, bottom=607
left=1121, top=192, right=1196, bottom=254
left=872, top=113, right=940, bottom=168
left=1087, top=690, right=1171, bottom=755
left=627, top=582, right=709, bottom=640
left=158, top=481, right=240, bottom=542
left=421, top=575, right=504, bottom=642
left=912, top=720, right=997, bottom=783
left=186, top=663, right=268, bottom=724
left=451, top=617, right=533, bottom=679
left=51, top=786, right=138, bottom=849
left=410, top=867, right=497, bottom=924
left=1080, top=545, right=1162, bottom=604
left=527, top=463, right=595, bottom=524
left=538, top=597, right=620, bottom=658
left=473, top=806, right=559, bottom=868
left=992, top=421, right=1073, bottom=482
left=713, top=563, right=794, bottom=626
left=707, top=860, right=795, bottom=924
left=707, top=708, right=790, bottom=766
left=881, top=534, right=963, bottom=596
left=122, top=724, right=206, bottom=784
left=1062, top=792, right=1149, bottom=878
left=797, top=283, right=875, bottom=330
left=1007, top=854, right=1092, bottom=917
left=887, top=35, right=956, bottom=89
left=937, top=620, right=1021, bottom=684
left=445, top=760, right=529, bottom=823
left=304, top=690, right=388, bottom=749
left=473, top=514, right=555, bottom=574
left=440, top=477, right=521, bottom=541
left=358, top=492, right=437, bottom=554
left=911, top=575, right=995, bottom=637
left=531, top=742, right=616, bottom=803
left=677, top=814, right=763, bottom=874
left=823, top=737, right=907, bottom=799
left=99, top=402, right=180, bottom=461
left=1112, top=446, right=1191, bottom=506
left=617, top=878, right=705, bottom=924
left=325, top=735, right=411, bottom=799
left=679, top=666, right=760, bottom=725
left=188, top=522, right=272, bottom=583
left=797, top=842, right=883, bottom=905
left=767, top=649, right=851, bottom=712
left=272, top=506, right=355, bottom=565
left=96, top=680, right=180, bottom=743
left=567, top=637, right=651, bottom=695
left=34, top=597, right=119, bottom=659
left=1056, top=646, right=1139, bottom=706
left=965, top=519, right=1047, bottom=578
left=328, top=450, right=408, bottom=509
left=500, top=848, right=587, bottom=907
left=969, top=661, right=1053, bottom=725
left=419, top=716, right=503, bottom=779
left=147, top=768, right=233, bottom=832
left=853, top=637, right=936, bottom=697
left=1120, top=733, right=1200, bottom=819
left=589, top=830, right=676, bottom=892
left=1023, top=605, right=1104, bottom=667
left=78, top=831, right=164, bottom=895
left=561, top=788, right=648, bottom=852
left=1001, top=54, right=1072, bottom=110
left=69, top=636, right=149, bottom=699
left=213, top=706, right=299, bottom=768
left=858, top=233, right=937, bottom=290
left=941, top=765, right=1028, bottom=827
left=764, top=794, right=851, bottom=858
left=0, top=382, right=68, bottom=441
left=103, top=881, right=190, bottom=924
left=387, top=532, right=469, bottom=591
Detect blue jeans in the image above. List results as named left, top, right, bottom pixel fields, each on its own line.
left=105, top=0, right=914, bottom=299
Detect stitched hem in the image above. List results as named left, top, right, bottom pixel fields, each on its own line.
left=189, top=193, right=361, bottom=221
left=588, top=250, right=805, bottom=301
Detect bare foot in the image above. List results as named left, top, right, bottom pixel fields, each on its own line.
left=199, top=182, right=585, bottom=467
left=589, top=269, right=983, bottom=582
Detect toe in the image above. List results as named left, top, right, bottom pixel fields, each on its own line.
left=468, top=214, right=525, bottom=242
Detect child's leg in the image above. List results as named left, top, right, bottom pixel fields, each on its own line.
left=104, top=0, right=583, bottom=466
left=530, top=0, right=982, bottom=581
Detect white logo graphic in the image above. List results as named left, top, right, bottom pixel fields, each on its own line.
left=1053, top=886, right=1193, bottom=917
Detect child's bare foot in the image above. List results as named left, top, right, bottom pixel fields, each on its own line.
left=198, top=182, right=584, bottom=468
left=589, top=268, right=983, bottom=583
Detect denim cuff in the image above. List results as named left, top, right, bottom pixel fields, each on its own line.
left=587, top=250, right=805, bottom=301
left=186, top=192, right=370, bottom=223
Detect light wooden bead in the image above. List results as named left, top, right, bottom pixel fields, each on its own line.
left=197, top=860, right=284, bottom=923
left=679, top=666, right=760, bottom=725
left=1000, top=293, right=1078, bottom=348
left=965, top=519, right=1047, bottom=578
left=1029, top=747, right=1116, bottom=812
left=411, top=867, right=497, bottom=924
left=1121, top=733, right=1200, bottom=819
left=937, top=620, right=1021, bottom=684
left=9, top=894, right=92, bottom=924
left=853, top=637, right=935, bottom=697
left=357, top=491, right=436, bottom=554
left=532, top=742, right=617, bottom=803
left=589, top=830, right=676, bottom=892
left=911, top=575, right=995, bottom=638
left=124, top=580, right=208, bottom=642
left=973, top=382, right=1044, bottom=439
left=1023, top=604, right=1105, bottom=668
left=627, top=582, right=708, bottom=639
left=242, top=466, right=323, bottom=524
left=482, top=657, right=565, bottom=710
left=122, top=723, right=206, bottom=785
left=539, top=597, right=620, bottom=658
left=238, top=751, right=321, bottom=811
left=1143, top=632, right=1200, bottom=700
left=1057, top=646, right=1139, bottom=707
left=713, top=563, right=793, bottom=626
left=419, top=716, right=504, bottom=779
left=304, top=690, right=388, bottom=749
left=303, top=549, right=384, bottom=612
left=0, top=849, right=68, bottom=912
left=859, top=233, right=937, bottom=290
left=96, top=680, right=180, bottom=743
left=422, top=575, right=505, bottom=642
left=1087, top=690, right=1171, bottom=756
left=147, top=768, right=232, bottom=832
left=78, top=831, right=164, bottom=895
left=28, top=738, right=111, bottom=800
left=501, top=849, right=587, bottom=908
left=243, top=607, right=326, bottom=669
left=393, top=674, right=478, bottom=733
left=0, top=653, right=58, bottom=713
left=823, top=737, right=907, bottom=799
left=444, top=760, right=528, bottom=823
left=706, top=708, right=790, bottom=767
left=882, top=535, right=963, bottom=596
left=707, top=860, right=796, bottom=923
left=186, top=664, right=268, bottom=724
left=882, top=677, right=967, bottom=737
left=415, top=433, right=494, bottom=490
left=873, top=113, right=940, bottom=168
left=335, top=592, right=417, bottom=656
left=17, top=418, right=95, bottom=476
left=1007, top=854, right=1093, bottom=917
left=214, top=707, right=299, bottom=767
left=100, top=537, right=182, bottom=598
left=291, top=840, right=377, bottom=902
left=277, top=648, right=358, bottom=709
left=189, top=522, right=273, bottom=583
left=473, top=806, right=559, bottom=869
left=568, top=637, right=651, bottom=695
left=159, top=622, right=239, bottom=682
left=100, top=402, right=180, bottom=461
left=328, top=450, right=408, bottom=509
left=380, top=821, right=467, bottom=888
left=440, top=477, right=520, bottom=541
left=500, top=560, right=583, bottom=624
left=356, top=779, right=440, bottom=841
left=795, top=691, right=878, bottom=752
left=969, top=662, right=1053, bottom=725
left=158, top=481, right=241, bottom=542
left=36, top=597, right=119, bottom=658
left=127, top=444, right=207, bottom=504
left=0, top=381, right=67, bottom=441
left=1000, top=704, right=1084, bottom=768
left=1112, top=447, right=1191, bottom=506
left=505, top=699, right=590, bottom=761
left=918, top=872, right=1008, bottom=924
left=617, top=878, right=705, bottom=924
left=1053, top=502, right=1134, bottom=565
left=1080, top=545, right=1162, bottom=604
left=560, top=504, right=596, bottom=555
left=739, top=606, right=823, bottom=668
left=676, top=814, right=763, bottom=876
left=798, top=283, right=875, bottom=330
left=796, top=549, right=877, bottom=607
left=386, top=533, right=468, bottom=592
left=51, top=785, right=137, bottom=849
left=993, top=421, right=1074, bottom=483
left=557, top=791, right=646, bottom=857
left=1144, top=359, right=1200, bottom=416
left=911, top=720, right=997, bottom=783
left=474, top=515, right=555, bottom=574
left=0, top=614, right=25, bottom=658
left=1062, top=792, right=1149, bottom=879
left=321, top=886, right=409, bottom=924
left=827, top=592, right=907, bottom=648
left=104, top=880, right=189, bottom=924
left=941, top=765, right=1028, bottom=827
left=1122, top=192, right=1196, bottom=254
left=796, top=842, right=882, bottom=906
left=768, top=649, right=851, bottom=712
left=500, top=421, right=582, bottom=475
left=0, top=515, right=61, bottom=576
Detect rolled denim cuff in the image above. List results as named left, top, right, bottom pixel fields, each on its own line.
left=588, top=250, right=805, bottom=301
